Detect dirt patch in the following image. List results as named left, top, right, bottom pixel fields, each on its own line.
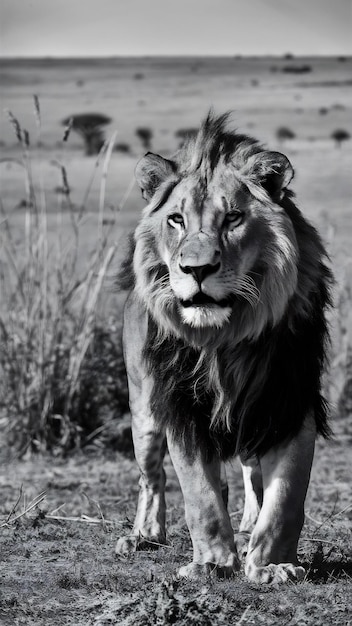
left=1, top=415, right=351, bottom=625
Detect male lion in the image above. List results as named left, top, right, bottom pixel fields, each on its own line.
left=116, top=112, right=332, bottom=584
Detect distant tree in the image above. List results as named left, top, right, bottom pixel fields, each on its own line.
left=276, top=126, right=296, bottom=144
left=114, top=142, right=131, bottom=154
left=331, top=129, right=350, bottom=148
left=135, top=127, right=153, bottom=151
left=282, top=64, right=312, bottom=74
left=331, top=103, right=345, bottom=111
left=61, top=113, right=111, bottom=155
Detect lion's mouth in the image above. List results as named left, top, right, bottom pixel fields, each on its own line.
left=180, top=292, right=231, bottom=308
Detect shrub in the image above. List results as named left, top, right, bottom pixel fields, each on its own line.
left=338, top=347, right=352, bottom=417
left=135, top=126, right=153, bottom=151
left=282, top=65, right=312, bottom=74
left=275, top=126, right=296, bottom=143
left=0, top=102, right=129, bottom=455
left=331, top=129, right=350, bottom=148
left=61, top=112, right=112, bottom=156
left=114, top=142, right=131, bottom=154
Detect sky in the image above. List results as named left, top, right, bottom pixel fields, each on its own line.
left=0, top=0, right=351, bottom=57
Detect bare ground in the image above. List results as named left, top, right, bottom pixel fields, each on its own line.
left=1, top=413, right=351, bottom=626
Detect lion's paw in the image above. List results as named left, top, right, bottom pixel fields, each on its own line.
left=115, top=535, right=140, bottom=556
left=115, top=534, right=166, bottom=556
left=246, top=562, right=305, bottom=584
left=178, top=555, right=240, bottom=579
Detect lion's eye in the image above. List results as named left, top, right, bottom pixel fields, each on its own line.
left=167, top=213, right=185, bottom=228
left=225, top=211, right=243, bottom=228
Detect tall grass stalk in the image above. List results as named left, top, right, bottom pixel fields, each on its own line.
left=0, top=100, right=124, bottom=454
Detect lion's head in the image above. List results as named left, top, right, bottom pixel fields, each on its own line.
left=130, top=112, right=324, bottom=348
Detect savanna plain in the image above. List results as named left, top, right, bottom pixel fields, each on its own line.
left=0, top=56, right=351, bottom=625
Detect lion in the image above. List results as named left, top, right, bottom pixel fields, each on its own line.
left=116, top=112, right=332, bottom=584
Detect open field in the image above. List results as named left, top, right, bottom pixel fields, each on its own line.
left=1, top=56, right=352, bottom=624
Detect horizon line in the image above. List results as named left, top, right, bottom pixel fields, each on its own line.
left=1, top=53, right=351, bottom=61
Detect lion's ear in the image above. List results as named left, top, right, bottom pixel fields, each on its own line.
left=135, top=152, right=177, bottom=201
left=244, top=151, right=294, bottom=201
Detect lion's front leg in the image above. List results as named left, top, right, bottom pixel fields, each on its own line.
left=235, top=455, right=263, bottom=559
left=245, top=415, right=316, bottom=584
left=116, top=399, right=167, bottom=555
left=116, top=298, right=167, bottom=556
left=167, top=432, right=240, bottom=578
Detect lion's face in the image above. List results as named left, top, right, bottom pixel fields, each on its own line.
left=133, top=131, right=299, bottom=342
left=155, top=168, right=299, bottom=329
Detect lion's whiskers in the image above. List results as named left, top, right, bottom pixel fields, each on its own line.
left=233, top=275, right=261, bottom=308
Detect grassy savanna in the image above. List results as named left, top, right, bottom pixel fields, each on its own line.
left=0, top=56, right=352, bottom=625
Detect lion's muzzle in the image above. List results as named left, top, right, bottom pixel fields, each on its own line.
left=170, top=233, right=232, bottom=328
left=178, top=232, right=221, bottom=285
left=179, top=261, right=221, bottom=285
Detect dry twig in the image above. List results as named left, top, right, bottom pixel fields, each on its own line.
left=0, top=490, right=46, bottom=528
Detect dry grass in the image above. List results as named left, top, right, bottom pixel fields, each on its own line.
left=320, top=212, right=352, bottom=412
left=0, top=485, right=46, bottom=528
left=0, top=100, right=128, bottom=455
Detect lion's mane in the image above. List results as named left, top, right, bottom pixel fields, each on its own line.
left=121, top=112, right=332, bottom=460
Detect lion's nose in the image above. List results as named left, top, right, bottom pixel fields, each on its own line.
left=179, top=261, right=221, bottom=284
